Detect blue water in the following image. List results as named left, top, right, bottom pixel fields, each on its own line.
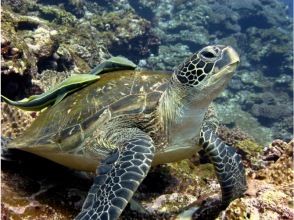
left=2, top=0, right=293, bottom=143
left=281, top=0, right=293, bottom=16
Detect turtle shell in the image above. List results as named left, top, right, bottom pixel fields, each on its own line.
left=8, top=70, right=170, bottom=170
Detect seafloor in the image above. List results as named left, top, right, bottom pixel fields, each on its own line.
left=1, top=0, right=293, bottom=219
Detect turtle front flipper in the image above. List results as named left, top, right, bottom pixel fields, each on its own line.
left=199, top=126, right=247, bottom=207
left=75, top=130, right=155, bottom=220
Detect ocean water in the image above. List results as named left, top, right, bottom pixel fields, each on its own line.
left=1, top=1, right=293, bottom=219
left=3, top=0, right=292, bottom=144
left=282, top=0, right=293, bottom=16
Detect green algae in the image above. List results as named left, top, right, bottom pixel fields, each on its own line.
left=236, top=139, right=263, bottom=155
left=167, top=159, right=217, bottom=195
left=1, top=8, right=38, bottom=75
left=38, top=6, right=76, bottom=25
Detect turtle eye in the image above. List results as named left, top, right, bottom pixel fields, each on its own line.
left=200, top=51, right=216, bottom=59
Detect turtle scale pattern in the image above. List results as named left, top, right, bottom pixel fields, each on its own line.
left=6, top=45, right=247, bottom=220
left=9, top=70, right=169, bottom=170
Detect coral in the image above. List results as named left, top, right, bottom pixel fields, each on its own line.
left=240, top=89, right=293, bottom=140
left=1, top=0, right=293, bottom=219
left=2, top=0, right=35, bottom=14
left=236, top=139, right=263, bottom=157
left=236, top=139, right=264, bottom=168
left=250, top=103, right=292, bottom=120
left=145, top=193, right=197, bottom=213
left=1, top=9, right=37, bottom=76
left=217, top=125, right=252, bottom=147
left=1, top=102, right=38, bottom=139
left=25, top=26, right=58, bottom=59
left=166, top=139, right=294, bottom=219
left=38, top=5, right=77, bottom=25
left=166, top=160, right=217, bottom=195
left=1, top=8, right=61, bottom=100
left=215, top=102, right=273, bottom=144
left=218, top=189, right=293, bottom=220
left=35, top=70, right=71, bottom=92
left=133, top=159, right=220, bottom=217
left=1, top=153, right=91, bottom=219
left=245, top=27, right=293, bottom=76
left=145, top=43, right=191, bottom=70
left=256, top=140, right=293, bottom=185
left=217, top=125, right=264, bottom=167
left=90, top=10, right=149, bottom=43
left=214, top=139, right=294, bottom=220
left=262, top=139, right=289, bottom=163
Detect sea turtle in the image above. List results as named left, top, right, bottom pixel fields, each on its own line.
left=4, top=45, right=247, bottom=220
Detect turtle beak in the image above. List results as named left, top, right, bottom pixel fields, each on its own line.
left=213, top=46, right=240, bottom=77
left=224, top=46, right=240, bottom=67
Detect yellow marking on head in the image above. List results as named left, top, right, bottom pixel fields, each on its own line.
left=67, top=109, right=72, bottom=114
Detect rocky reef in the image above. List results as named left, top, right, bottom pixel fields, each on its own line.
left=216, top=139, right=294, bottom=220
left=2, top=134, right=293, bottom=219
left=1, top=0, right=293, bottom=219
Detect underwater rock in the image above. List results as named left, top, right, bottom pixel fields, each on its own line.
left=35, top=70, right=72, bottom=92
left=1, top=9, right=37, bottom=77
left=1, top=102, right=38, bottom=139
left=143, top=43, right=191, bottom=70
left=215, top=139, right=294, bottom=220
left=1, top=1, right=293, bottom=219
left=262, top=139, right=290, bottom=163
left=2, top=0, right=158, bottom=73
left=133, top=160, right=221, bottom=218
left=217, top=125, right=264, bottom=168
left=25, top=26, right=58, bottom=59
left=1, top=113, right=293, bottom=220
left=38, top=5, right=77, bottom=25
left=2, top=0, right=292, bottom=141
left=217, top=125, right=252, bottom=147
left=215, top=99, right=273, bottom=144
left=256, top=139, right=293, bottom=185
left=1, top=152, right=90, bottom=220
left=239, top=88, right=293, bottom=141
left=1, top=172, right=69, bottom=220
left=1, top=7, right=68, bottom=100
left=251, top=103, right=292, bottom=120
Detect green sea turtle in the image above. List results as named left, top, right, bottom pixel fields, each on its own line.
left=4, top=45, right=247, bottom=220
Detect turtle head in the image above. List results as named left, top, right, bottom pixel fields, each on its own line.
left=159, top=45, right=239, bottom=148
left=173, top=45, right=239, bottom=101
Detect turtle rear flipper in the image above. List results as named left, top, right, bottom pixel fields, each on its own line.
left=75, top=129, right=154, bottom=220
left=199, top=126, right=247, bottom=206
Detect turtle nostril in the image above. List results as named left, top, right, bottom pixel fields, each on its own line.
left=213, top=47, right=220, bottom=53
